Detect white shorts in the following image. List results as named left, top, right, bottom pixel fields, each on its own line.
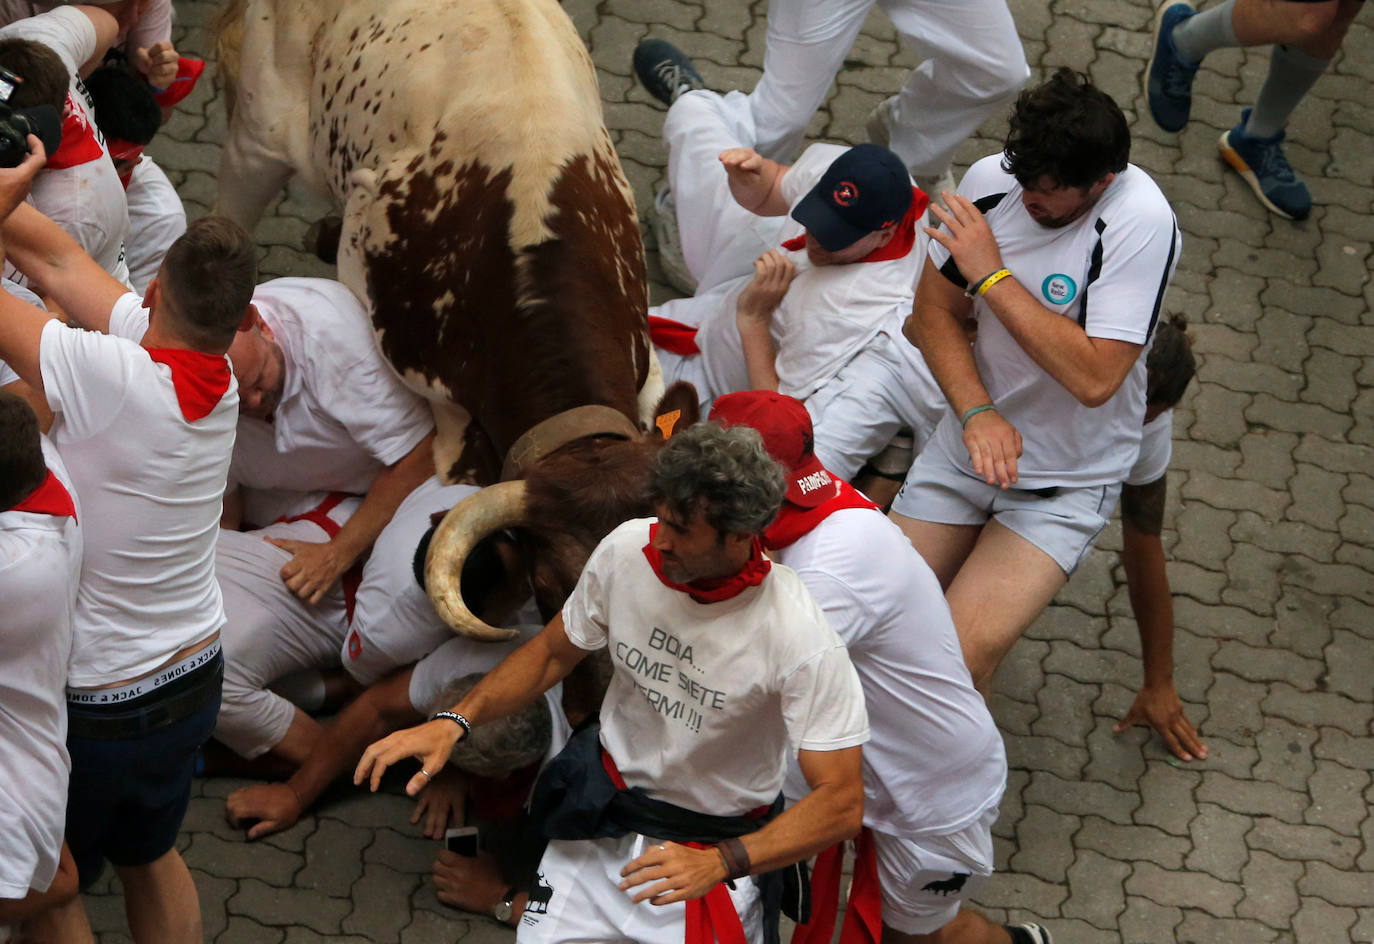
left=214, top=497, right=361, bottom=758
left=517, top=834, right=762, bottom=944
left=343, top=477, right=480, bottom=686
left=891, top=445, right=1120, bottom=575
left=872, top=805, right=997, bottom=935
left=807, top=331, right=946, bottom=482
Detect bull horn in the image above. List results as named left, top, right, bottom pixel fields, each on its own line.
left=426, top=480, right=530, bottom=641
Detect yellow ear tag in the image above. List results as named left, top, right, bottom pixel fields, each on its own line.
left=655, top=409, right=682, bottom=440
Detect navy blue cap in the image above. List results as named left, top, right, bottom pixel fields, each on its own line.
left=791, top=144, right=913, bottom=252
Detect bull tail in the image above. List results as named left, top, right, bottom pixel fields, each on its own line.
left=212, top=0, right=248, bottom=118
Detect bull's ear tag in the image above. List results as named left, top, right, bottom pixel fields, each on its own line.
left=655, top=409, right=682, bottom=439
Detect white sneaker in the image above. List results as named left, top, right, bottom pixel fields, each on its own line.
left=1013, top=922, right=1054, bottom=944
left=651, top=185, right=697, bottom=296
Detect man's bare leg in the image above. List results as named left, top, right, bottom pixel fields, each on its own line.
left=884, top=909, right=1011, bottom=943
left=943, top=520, right=1067, bottom=691
left=115, top=849, right=201, bottom=944
left=888, top=513, right=982, bottom=590
left=1229, top=0, right=1362, bottom=57
left=19, top=895, right=95, bottom=944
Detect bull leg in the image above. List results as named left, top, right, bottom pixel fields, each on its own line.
left=214, top=127, right=295, bottom=232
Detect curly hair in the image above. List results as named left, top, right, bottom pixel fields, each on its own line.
left=646, top=422, right=786, bottom=537
left=1002, top=67, right=1130, bottom=191
left=1145, top=313, right=1196, bottom=409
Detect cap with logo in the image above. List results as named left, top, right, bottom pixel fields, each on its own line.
left=710, top=391, right=839, bottom=509
left=791, top=143, right=914, bottom=252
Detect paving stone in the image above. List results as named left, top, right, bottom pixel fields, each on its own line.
left=994, top=769, right=1030, bottom=841
left=1024, top=771, right=1138, bottom=825
left=1076, top=816, right=1189, bottom=870
left=297, top=818, right=370, bottom=896
left=186, top=833, right=302, bottom=886
left=1191, top=734, right=1259, bottom=780
left=1026, top=605, right=1107, bottom=651
left=1263, top=682, right=1374, bottom=737
left=1298, top=861, right=1374, bottom=908
left=1184, top=803, right=1252, bottom=882
left=342, top=863, right=420, bottom=940
left=1004, top=734, right=1089, bottom=781
left=365, top=827, right=442, bottom=875
left=968, top=870, right=1069, bottom=915
left=217, top=917, right=286, bottom=944
left=1236, top=850, right=1303, bottom=929
left=1313, top=728, right=1374, bottom=773
left=1196, top=771, right=1309, bottom=824
left=1205, top=267, right=1267, bottom=332
left=1031, top=675, right=1099, bottom=744
left=1119, top=895, right=1183, bottom=944
left=1295, top=436, right=1374, bottom=477
left=989, top=692, right=1039, bottom=737
left=1181, top=471, right=1290, bottom=523
left=1010, top=804, right=1080, bottom=883
left=227, top=878, right=351, bottom=935
left=197, top=873, right=237, bottom=941
left=1204, top=672, right=1267, bottom=742
left=1053, top=550, right=1115, bottom=616
left=1082, top=716, right=1148, bottom=792
left=1061, top=850, right=1129, bottom=930
left=1229, top=512, right=1340, bottom=563
left=1305, top=761, right=1371, bottom=836
left=1271, top=589, right=1336, bottom=658
left=281, top=930, right=374, bottom=944
left=400, top=910, right=476, bottom=944
left=1213, top=640, right=1325, bottom=690
left=1124, top=862, right=1243, bottom=918
left=1134, top=764, right=1201, bottom=836
left=1292, top=895, right=1359, bottom=941
left=1175, top=911, right=1282, bottom=944
left=1184, top=383, right=1250, bottom=447
left=1252, top=720, right=1319, bottom=792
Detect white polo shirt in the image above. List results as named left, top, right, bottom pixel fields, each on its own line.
left=563, top=518, right=869, bottom=816
left=774, top=508, right=1005, bottom=837
left=0, top=440, right=80, bottom=900
left=927, top=156, right=1181, bottom=489
left=39, top=294, right=237, bottom=686
left=670, top=143, right=920, bottom=403
left=0, top=7, right=132, bottom=289
left=227, top=278, right=433, bottom=527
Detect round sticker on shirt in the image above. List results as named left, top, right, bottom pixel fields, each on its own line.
left=1041, top=273, right=1078, bottom=305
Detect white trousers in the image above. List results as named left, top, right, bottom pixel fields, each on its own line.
left=748, top=0, right=1029, bottom=173
left=214, top=499, right=360, bottom=758
left=517, top=834, right=762, bottom=944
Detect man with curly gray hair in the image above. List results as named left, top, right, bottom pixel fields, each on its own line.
left=357, top=421, right=870, bottom=944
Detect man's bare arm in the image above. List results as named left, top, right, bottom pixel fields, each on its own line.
left=719, top=149, right=791, bottom=216
left=72, top=5, right=120, bottom=74
left=2, top=203, right=131, bottom=334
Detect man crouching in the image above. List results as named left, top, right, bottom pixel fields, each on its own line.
left=356, top=422, right=868, bottom=944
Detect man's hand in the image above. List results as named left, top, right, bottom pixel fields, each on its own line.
left=355, top=719, right=463, bottom=796
left=719, top=147, right=782, bottom=214
left=1115, top=683, right=1207, bottom=762
left=925, top=192, right=1005, bottom=288
left=267, top=537, right=350, bottom=605
left=618, top=840, right=727, bottom=905
left=962, top=409, right=1022, bottom=488
left=410, top=766, right=468, bottom=839
left=0, top=137, right=45, bottom=222
left=737, top=250, right=796, bottom=322
left=133, top=42, right=180, bottom=90
left=225, top=783, right=304, bottom=840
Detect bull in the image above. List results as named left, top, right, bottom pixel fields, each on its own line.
left=212, top=0, right=681, bottom=642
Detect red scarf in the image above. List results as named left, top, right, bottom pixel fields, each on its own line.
left=46, top=94, right=106, bottom=170
left=791, top=829, right=882, bottom=944
left=151, top=57, right=207, bottom=109
left=146, top=348, right=232, bottom=422
left=648, top=315, right=702, bottom=356
left=781, top=185, right=929, bottom=263
left=642, top=523, right=771, bottom=603
left=10, top=470, right=77, bottom=520
left=762, top=482, right=877, bottom=551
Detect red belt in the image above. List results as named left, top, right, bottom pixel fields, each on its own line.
left=274, top=492, right=364, bottom=621
left=790, top=828, right=881, bottom=944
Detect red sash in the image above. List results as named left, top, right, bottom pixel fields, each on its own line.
left=790, top=829, right=882, bottom=944
left=10, top=470, right=77, bottom=521
left=146, top=348, right=231, bottom=422
left=274, top=492, right=364, bottom=621
left=642, top=523, right=770, bottom=603
left=781, top=185, right=928, bottom=263
left=762, top=483, right=877, bottom=551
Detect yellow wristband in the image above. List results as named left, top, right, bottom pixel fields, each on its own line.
left=977, top=268, right=1013, bottom=295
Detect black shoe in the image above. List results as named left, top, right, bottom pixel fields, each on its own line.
left=633, top=39, right=706, bottom=107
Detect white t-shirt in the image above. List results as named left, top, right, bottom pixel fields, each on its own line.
left=40, top=294, right=237, bottom=686
left=0, top=440, right=80, bottom=899
left=228, top=278, right=433, bottom=525
left=927, top=156, right=1181, bottom=488
left=673, top=144, right=920, bottom=402
left=0, top=8, right=132, bottom=288
left=562, top=518, right=869, bottom=815
left=1126, top=410, right=1173, bottom=487
left=775, top=509, right=1005, bottom=837
left=125, top=158, right=187, bottom=295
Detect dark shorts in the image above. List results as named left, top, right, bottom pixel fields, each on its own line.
left=65, top=653, right=223, bottom=888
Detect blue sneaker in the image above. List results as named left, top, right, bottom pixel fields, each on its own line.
left=1145, top=1, right=1199, bottom=132
left=1218, top=109, right=1312, bottom=220
left=633, top=39, right=706, bottom=107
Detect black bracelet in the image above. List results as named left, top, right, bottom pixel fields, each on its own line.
left=432, top=710, right=473, bottom=738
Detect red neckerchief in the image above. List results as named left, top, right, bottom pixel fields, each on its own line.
left=146, top=348, right=232, bottom=422
left=10, top=470, right=77, bottom=521
left=648, top=315, right=701, bottom=356
left=791, top=829, right=882, bottom=944
left=151, top=57, right=207, bottom=108
left=781, top=185, right=929, bottom=263
left=762, top=482, right=877, bottom=550
left=642, top=522, right=771, bottom=603
left=46, top=95, right=106, bottom=170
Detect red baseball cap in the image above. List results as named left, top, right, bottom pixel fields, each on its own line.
left=710, top=391, right=840, bottom=509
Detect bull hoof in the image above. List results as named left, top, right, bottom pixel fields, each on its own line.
left=304, top=216, right=344, bottom=266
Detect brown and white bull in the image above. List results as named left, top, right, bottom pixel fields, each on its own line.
left=213, top=0, right=677, bottom=640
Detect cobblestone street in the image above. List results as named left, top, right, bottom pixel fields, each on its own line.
left=81, top=0, right=1374, bottom=940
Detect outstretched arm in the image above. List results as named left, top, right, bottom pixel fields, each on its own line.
left=2, top=203, right=131, bottom=335
left=1113, top=474, right=1206, bottom=761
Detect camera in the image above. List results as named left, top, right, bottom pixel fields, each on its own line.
left=0, top=65, right=62, bottom=168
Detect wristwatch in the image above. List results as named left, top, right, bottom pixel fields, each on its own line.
left=492, top=886, right=518, bottom=923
